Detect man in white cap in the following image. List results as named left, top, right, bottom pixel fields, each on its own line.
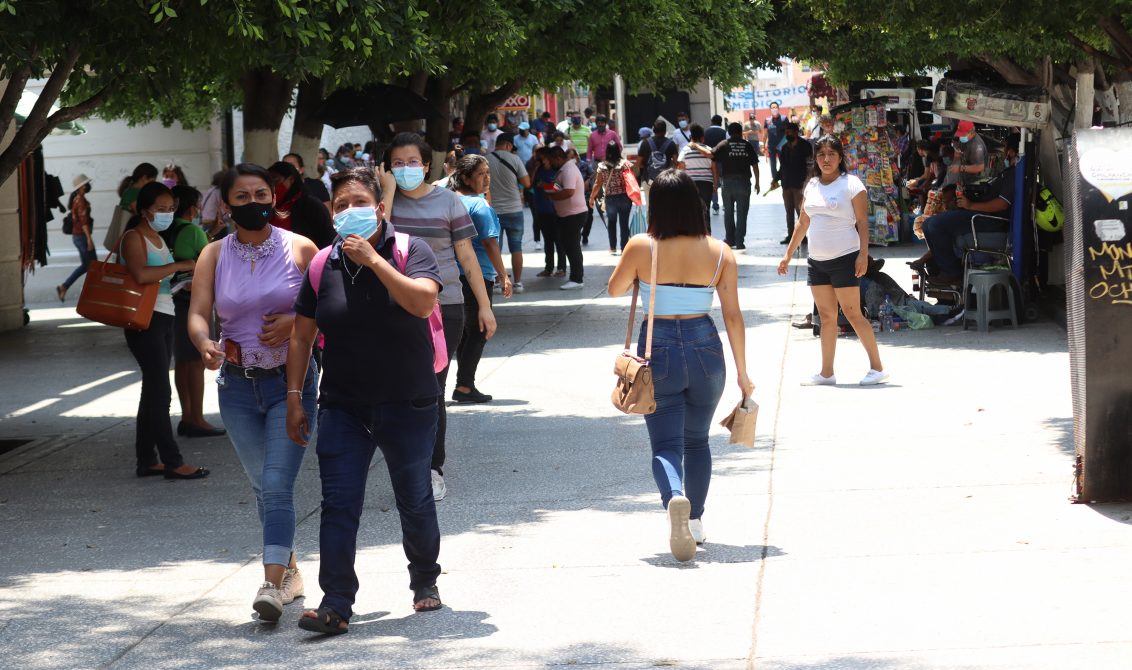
left=514, top=120, right=542, bottom=165
left=56, top=174, right=95, bottom=301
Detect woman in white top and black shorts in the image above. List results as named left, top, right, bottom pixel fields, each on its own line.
left=777, top=135, right=888, bottom=386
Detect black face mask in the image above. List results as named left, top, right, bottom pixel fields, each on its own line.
left=230, top=202, right=273, bottom=231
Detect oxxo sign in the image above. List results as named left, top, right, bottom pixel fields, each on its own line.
left=499, top=95, right=531, bottom=111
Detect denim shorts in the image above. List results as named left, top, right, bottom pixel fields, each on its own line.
left=808, top=251, right=860, bottom=288
left=497, top=211, right=525, bottom=253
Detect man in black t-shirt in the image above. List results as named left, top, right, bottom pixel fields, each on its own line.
left=777, top=122, right=813, bottom=243
left=712, top=122, right=761, bottom=249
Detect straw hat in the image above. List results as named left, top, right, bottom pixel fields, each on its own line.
left=72, top=174, right=92, bottom=189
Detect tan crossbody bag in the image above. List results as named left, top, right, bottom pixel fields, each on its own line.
left=611, top=239, right=658, bottom=415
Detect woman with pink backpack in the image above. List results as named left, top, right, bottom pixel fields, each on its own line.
left=284, top=166, right=447, bottom=636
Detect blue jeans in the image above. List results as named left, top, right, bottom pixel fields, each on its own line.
left=605, top=194, right=632, bottom=251
left=923, top=208, right=1008, bottom=277
left=497, top=211, right=525, bottom=253
left=315, top=400, right=441, bottom=620
left=62, top=234, right=95, bottom=290
left=637, top=316, right=726, bottom=520
left=218, top=360, right=318, bottom=567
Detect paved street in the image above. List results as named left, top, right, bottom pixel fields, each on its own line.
left=2, top=193, right=1129, bottom=670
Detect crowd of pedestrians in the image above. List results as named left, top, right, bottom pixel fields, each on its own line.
left=59, top=98, right=903, bottom=635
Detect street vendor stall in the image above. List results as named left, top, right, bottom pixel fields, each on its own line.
left=829, top=98, right=902, bottom=245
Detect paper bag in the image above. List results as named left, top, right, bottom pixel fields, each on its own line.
left=720, top=397, right=758, bottom=448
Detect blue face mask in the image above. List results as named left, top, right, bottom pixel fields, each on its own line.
left=678, top=120, right=688, bottom=129
left=393, top=166, right=426, bottom=191
left=354, top=151, right=363, bottom=158
left=333, top=206, right=380, bottom=240
left=464, top=147, right=480, bottom=155
left=959, top=135, right=969, bottom=144
left=486, top=123, right=498, bottom=131
left=191, top=213, right=202, bottom=227
left=151, top=211, right=174, bottom=232
left=942, top=157, right=953, bottom=166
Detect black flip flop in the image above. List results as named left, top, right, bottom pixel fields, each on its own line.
left=164, top=467, right=210, bottom=480
left=413, top=584, right=443, bottom=612
left=298, top=607, right=348, bottom=635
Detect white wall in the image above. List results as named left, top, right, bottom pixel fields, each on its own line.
left=19, top=80, right=222, bottom=305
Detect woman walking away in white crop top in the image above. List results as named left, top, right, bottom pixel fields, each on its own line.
left=608, top=169, right=754, bottom=563
left=777, top=135, right=887, bottom=386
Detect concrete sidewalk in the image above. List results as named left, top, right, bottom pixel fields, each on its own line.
left=3, top=194, right=1129, bottom=670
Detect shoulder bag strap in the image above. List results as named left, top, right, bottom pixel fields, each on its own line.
left=623, top=280, right=639, bottom=351
left=644, top=238, right=658, bottom=360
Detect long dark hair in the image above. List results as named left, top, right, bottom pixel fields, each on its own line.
left=448, top=154, right=489, bottom=194
left=118, top=162, right=158, bottom=197
left=125, top=182, right=172, bottom=231
left=647, top=169, right=708, bottom=239
left=809, top=135, right=849, bottom=181
left=603, top=141, right=622, bottom=166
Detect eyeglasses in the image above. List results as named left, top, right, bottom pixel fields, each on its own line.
left=391, top=160, right=424, bottom=169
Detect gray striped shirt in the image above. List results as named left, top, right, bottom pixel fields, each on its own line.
left=391, top=187, right=476, bottom=305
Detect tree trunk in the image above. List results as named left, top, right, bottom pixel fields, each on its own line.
left=240, top=67, right=294, bottom=166
left=465, top=79, right=526, bottom=135
left=1075, top=59, right=1096, bottom=129
left=424, top=75, right=454, bottom=180
left=425, top=75, right=454, bottom=150
left=391, top=72, right=431, bottom=135
left=1114, top=72, right=1132, bottom=125
left=289, top=77, right=325, bottom=174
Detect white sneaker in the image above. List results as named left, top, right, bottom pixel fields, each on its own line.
left=801, top=373, right=837, bottom=386
left=689, top=518, right=706, bottom=545
left=279, top=567, right=304, bottom=604
left=253, top=582, right=284, bottom=622
left=859, top=369, right=890, bottom=386
left=431, top=469, right=446, bottom=501
left=667, top=495, right=696, bottom=562
left=512, top=281, right=524, bottom=294
left=493, top=282, right=503, bottom=294
left=559, top=281, right=584, bottom=290
left=535, top=241, right=543, bottom=251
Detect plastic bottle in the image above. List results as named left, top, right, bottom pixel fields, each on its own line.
left=881, top=296, right=894, bottom=333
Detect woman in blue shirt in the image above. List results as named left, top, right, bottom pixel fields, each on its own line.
left=449, top=155, right=511, bottom=403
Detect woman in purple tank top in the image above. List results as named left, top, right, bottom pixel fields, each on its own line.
left=187, top=163, right=319, bottom=623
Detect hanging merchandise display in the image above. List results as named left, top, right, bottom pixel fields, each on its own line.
left=831, top=99, right=901, bottom=245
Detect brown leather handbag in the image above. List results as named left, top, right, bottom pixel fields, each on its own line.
left=77, top=231, right=159, bottom=331
left=612, top=239, right=658, bottom=415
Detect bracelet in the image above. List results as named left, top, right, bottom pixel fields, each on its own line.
left=287, top=390, right=303, bottom=395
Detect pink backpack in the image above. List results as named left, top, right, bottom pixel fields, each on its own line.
left=309, top=233, right=448, bottom=373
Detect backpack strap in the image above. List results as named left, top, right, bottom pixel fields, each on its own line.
left=393, top=231, right=411, bottom=273
left=308, top=246, right=332, bottom=295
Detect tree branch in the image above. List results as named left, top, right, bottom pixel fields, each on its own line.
left=1066, top=32, right=1132, bottom=72
left=23, top=45, right=82, bottom=130
left=0, top=61, right=34, bottom=149
left=1100, top=15, right=1132, bottom=63
left=978, top=56, right=1041, bottom=86
left=0, top=83, right=114, bottom=190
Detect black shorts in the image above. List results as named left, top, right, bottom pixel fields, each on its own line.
left=807, top=251, right=860, bottom=289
